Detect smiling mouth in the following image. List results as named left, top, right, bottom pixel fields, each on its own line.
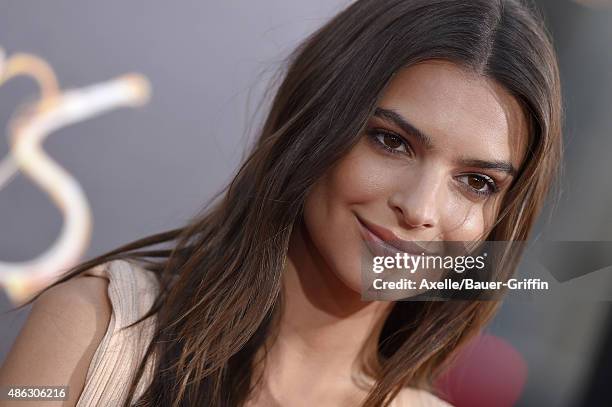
left=355, top=214, right=439, bottom=257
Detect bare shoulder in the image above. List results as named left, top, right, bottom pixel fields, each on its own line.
left=394, top=387, right=454, bottom=407
left=0, top=264, right=113, bottom=406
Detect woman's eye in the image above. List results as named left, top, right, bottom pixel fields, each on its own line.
left=370, top=131, right=410, bottom=154
left=457, top=174, right=498, bottom=197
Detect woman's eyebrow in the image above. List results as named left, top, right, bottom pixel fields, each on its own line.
left=373, top=107, right=434, bottom=150
left=459, top=158, right=517, bottom=177
left=373, top=107, right=517, bottom=176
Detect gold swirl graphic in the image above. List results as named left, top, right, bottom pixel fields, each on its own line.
left=0, top=47, right=151, bottom=305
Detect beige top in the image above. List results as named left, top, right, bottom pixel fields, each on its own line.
left=76, top=259, right=159, bottom=407
left=74, top=259, right=451, bottom=407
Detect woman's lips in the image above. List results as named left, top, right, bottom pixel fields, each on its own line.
left=355, top=215, right=438, bottom=257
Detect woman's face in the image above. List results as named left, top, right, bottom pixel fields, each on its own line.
left=302, top=60, right=529, bottom=293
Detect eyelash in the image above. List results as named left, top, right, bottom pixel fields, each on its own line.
left=367, top=128, right=413, bottom=156
left=367, top=128, right=500, bottom=198
left=456, top=174, right=500, bottom=198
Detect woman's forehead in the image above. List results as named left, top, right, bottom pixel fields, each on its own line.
left=376, top=60, right=529, bottom=169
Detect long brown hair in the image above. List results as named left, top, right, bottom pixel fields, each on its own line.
left=16, top=0, right=562, bottom=405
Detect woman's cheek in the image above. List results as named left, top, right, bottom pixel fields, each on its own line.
left=328, top=141, right=399, bottom=204
left=455, top=194, right=507, bottom=241
left=443, top=201, right=488, bottom=241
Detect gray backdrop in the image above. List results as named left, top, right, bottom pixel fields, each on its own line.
left=1, top=1, right=611, bottom=406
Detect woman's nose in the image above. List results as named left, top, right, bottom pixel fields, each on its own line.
left=388, top=170, right=442, bottom=229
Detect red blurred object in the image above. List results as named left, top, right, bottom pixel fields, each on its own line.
left=435, top=333, right=528, bottom=407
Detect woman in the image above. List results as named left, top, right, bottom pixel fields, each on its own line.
left=0, top=0, right=562, bottom=405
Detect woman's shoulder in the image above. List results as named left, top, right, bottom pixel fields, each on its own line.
left=0, top=259, right=160, bottom=406
left=0, top=263, right=114, bottom=405
left=46, top=258, right=160, bottom=405
left=81, top=258, right=160, bottom=325
left=75, top=259, right=160, bottom=405
left=394, top=387, right=454, bottom=407
left=69, top=258, right=160, bottom=334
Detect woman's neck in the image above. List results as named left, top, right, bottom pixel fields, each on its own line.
left=251, top=223, right=391, bottom=405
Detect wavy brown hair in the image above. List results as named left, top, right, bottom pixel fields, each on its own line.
left=17, top=0, right=562, bottom=405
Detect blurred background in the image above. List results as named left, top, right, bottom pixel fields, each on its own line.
left=0, top=1, right=610, bottom=406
